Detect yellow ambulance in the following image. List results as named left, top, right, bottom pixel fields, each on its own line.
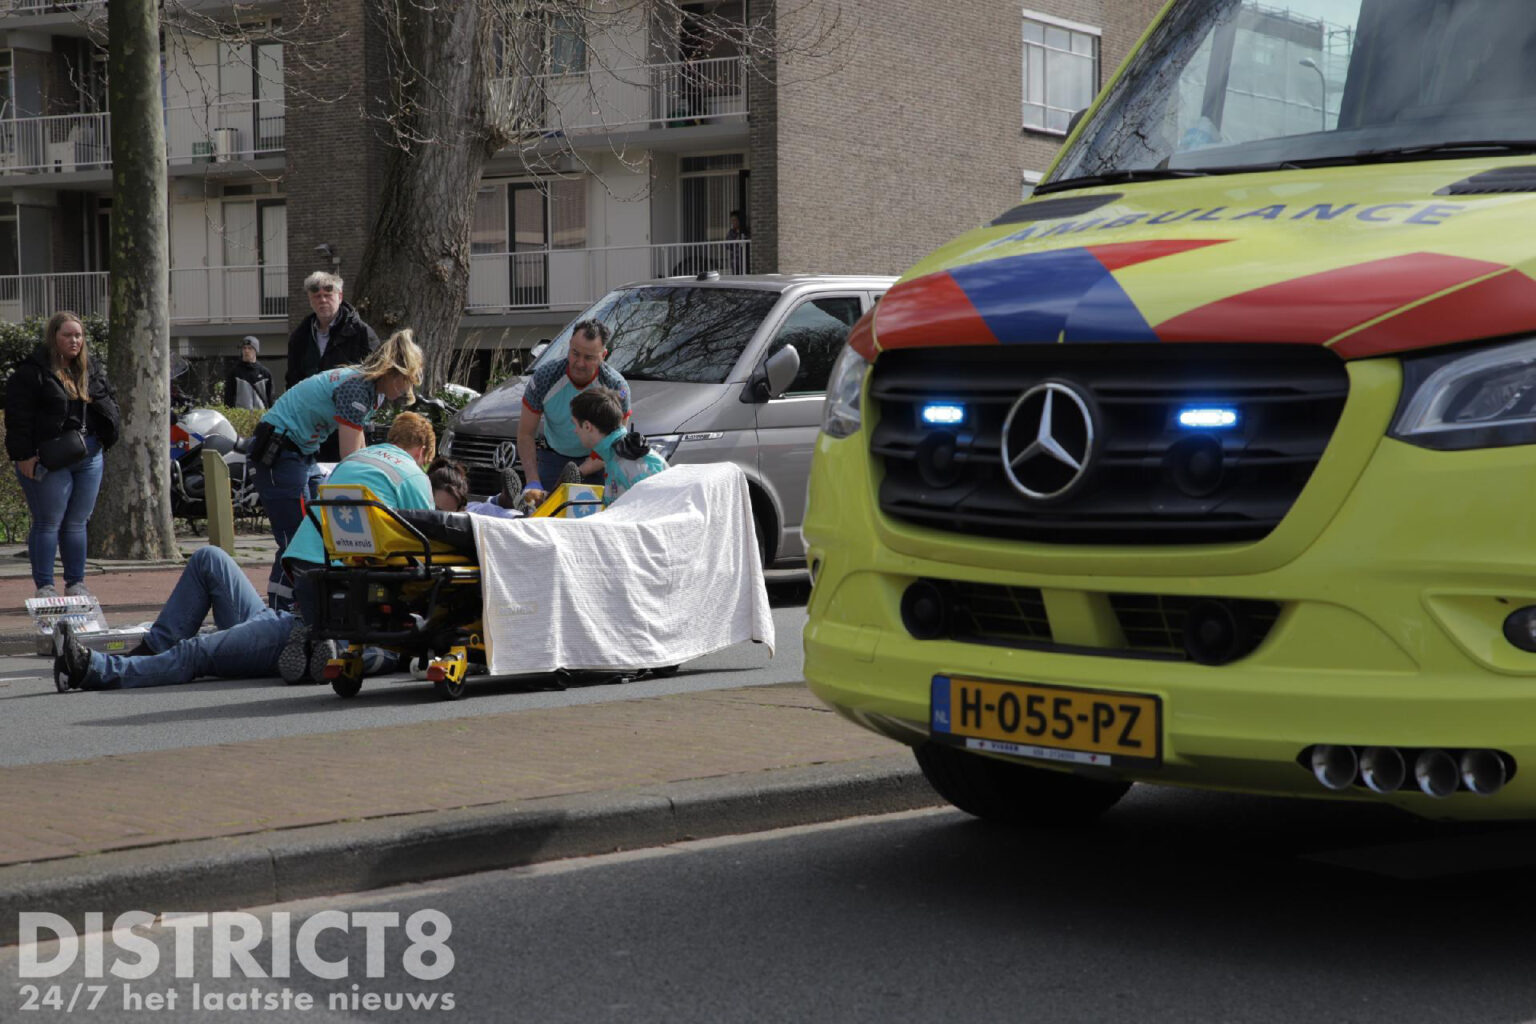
left=804, top=0, right=1536, bottom=821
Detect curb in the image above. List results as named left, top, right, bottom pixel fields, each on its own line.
left=0, top=754, right=940, bottom=946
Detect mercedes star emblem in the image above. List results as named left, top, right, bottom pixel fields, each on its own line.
left=1000, top=380, right=1097, bottom=501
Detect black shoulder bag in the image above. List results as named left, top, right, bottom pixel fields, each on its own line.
left=37, top=416, right=88, bottom=470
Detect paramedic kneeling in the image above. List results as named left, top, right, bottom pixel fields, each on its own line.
left=569, top=386, right=668, bottom=507
left=279, top=411, right=438, bottom=682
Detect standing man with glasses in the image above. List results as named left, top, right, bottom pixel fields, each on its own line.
left=286, top=271, right=380, bottom=461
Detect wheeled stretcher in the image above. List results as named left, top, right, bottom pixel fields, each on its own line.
left=300, top=482, right=602, bottom=700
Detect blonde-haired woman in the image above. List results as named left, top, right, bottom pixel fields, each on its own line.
left=4, top=312, right=120, bottom=598
left=250, top=328, right=424, bottom=609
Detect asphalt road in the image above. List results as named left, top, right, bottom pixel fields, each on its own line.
left=8, top=786, right=1536, bottom=1023
left=0, top=597, right=809, bottom=768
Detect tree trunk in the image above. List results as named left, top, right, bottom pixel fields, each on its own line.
left=94, top=0, right=177, bottom=560
left=351, top=0, right=499, bottom=390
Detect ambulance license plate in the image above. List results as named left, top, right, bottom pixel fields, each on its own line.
left=930, top=675, right=1161, bottom=767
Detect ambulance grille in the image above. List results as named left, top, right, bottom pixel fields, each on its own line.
left=870, top=344, right=1348, bottom=544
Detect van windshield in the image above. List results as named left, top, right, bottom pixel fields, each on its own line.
left=528, top=286, right=780, bottom=385
left=1049, top=0, right=1536, bottom=188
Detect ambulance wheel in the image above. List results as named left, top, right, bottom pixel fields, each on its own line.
left=331, top=675, right=363, bottom=698
left=434, top=677, right=467, bottom=701
left=913, top=743, right=1130, bottom=826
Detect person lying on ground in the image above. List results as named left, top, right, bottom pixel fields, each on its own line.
left=53, top=414, right=439, bottom=692
left=50, top=546, right=389, bottom=691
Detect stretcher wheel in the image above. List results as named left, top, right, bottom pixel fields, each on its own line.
left=427, top=645, right=472, bottom=700
left=331, top=675, right=363, bottom=698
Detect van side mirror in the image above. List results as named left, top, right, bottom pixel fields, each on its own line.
left=1066, top=108, right=1089, bottom=136
left=529, top=340, right=550, bottom=362
left=744, top=344, right=800, bottom=403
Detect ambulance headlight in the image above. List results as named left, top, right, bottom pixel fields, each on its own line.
left=1391, top=337, right=1536, bottom=450
left=822, top=344, right=870, bottom=439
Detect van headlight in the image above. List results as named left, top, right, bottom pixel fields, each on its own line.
left=439, top=429, right=455, bottom=455
left=822, top=344, right=870, bottom=438
left=1391, top=337, right=1536, bottom=450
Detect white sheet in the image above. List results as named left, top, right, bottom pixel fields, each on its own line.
left=471, top=463, right=775, bottom=675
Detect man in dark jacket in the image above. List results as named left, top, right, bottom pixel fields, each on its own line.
left=286, top=271, right=380, bottom=460
left=224, top=336, right=273, bottom=409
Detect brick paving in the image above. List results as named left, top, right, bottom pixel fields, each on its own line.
left=0, top=541, right=916, bottom=871
left=0, top=682, right=899, bottom=867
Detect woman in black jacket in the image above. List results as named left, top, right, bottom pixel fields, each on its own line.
left=4, top=311, right=120, bottom=598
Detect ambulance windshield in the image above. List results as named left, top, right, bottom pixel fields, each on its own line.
left=1049, top=0, right=1536, bottom=189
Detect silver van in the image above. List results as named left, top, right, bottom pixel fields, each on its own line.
left=442, top=272, right=894, bottom=567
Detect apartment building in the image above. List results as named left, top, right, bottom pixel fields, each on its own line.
left=0, top=0, right=1164, bottom=386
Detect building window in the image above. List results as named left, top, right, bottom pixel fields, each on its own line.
left=1022, top=12, right=1099, bottom=135
left=0, top=50, right=13, bottom=120
left=549, top=14, right=587, bottom=75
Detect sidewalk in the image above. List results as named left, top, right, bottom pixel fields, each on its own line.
left=0, top=534, right=277, bottom=653
left=0, top=543, right=939, bottom=945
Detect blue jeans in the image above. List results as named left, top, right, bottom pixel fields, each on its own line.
left=252, top=448, right=324, bottom=607
left=88, top=546, right=295, bottom=688
left=534, top=447, right=604, bottom=493
left=15, top=441, right=104, bottom=588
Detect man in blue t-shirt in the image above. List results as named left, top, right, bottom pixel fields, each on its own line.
left=516, top=320, right=630, bottom=501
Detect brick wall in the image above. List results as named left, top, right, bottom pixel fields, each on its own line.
left=745, top=0, right=778, bottom=273
left=768, top=0, right=1164, bottom=276
left=281, top=0, right=392, bottom=342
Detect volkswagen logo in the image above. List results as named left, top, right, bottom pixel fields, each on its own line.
left=491, top=440, right=519, bottom=471
left=1000, top=380, right=1097, bottom=501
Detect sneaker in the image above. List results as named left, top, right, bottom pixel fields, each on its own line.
left=559, top=461, right=584, bottom=487
left=52, top=621, right=94, bottom=692
left=307, top=638, right=340, bottom=683
left=64, top=582, right=92, bottom=598
left=277, top=621, right=313, bottom=684
left=498, top=466, right=524, bottom=509
left=34, top=584, right=58, bottom=599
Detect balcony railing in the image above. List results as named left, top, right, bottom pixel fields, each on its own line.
left=0, top=113, right=110, bottom=174
left=166, top=100, right=286, bottom=165
left=491, top=55, right=747, bottom=138
left=0, top=266, right=287, bottom=324
left=3, top=244, right=743, bottom=325
left=170, top=264, right=288, bottom=322
left=466, top=240, right=749, bottom=312
left=5, top=0, right=105, bottom=12
left=0, top=101, right=286, bottom=174
left=0, top=272, right=109, bottom=322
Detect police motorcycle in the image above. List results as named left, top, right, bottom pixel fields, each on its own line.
left=169, top=358, right=260, bottom=522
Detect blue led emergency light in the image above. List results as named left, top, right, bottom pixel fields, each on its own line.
left=921, top=403, right=966, bottom=426
left=1177, top=407, right=1239, bottom=429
